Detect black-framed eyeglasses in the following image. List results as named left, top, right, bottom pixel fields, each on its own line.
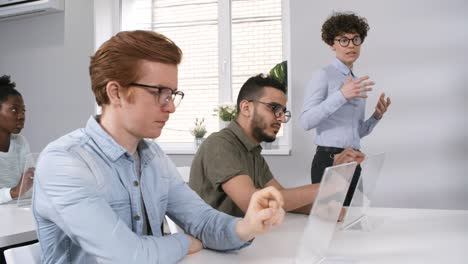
left=334, top=36, right=362, bottom=47
left=129, top=83, right=184, bottom=107
left=249, top=100, right=291, bottom=123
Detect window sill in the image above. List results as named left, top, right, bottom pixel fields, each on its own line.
left=161, top=144, right=291, bottom=156
left=261, top=147, right=291, bottom=155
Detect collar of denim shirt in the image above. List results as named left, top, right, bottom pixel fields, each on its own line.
left=84, top=115, right=157, bottom=166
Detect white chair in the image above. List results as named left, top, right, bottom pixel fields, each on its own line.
left=165, top=215, right=183, bottom=234
left=176, top=166, right=191, bottom=182
left=4, top=242, right=41, bottom=264
left=165, top=167, right=190, bottom=235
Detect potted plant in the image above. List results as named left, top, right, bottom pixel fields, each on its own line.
left=191, top=118, right=207, bottom=147
left=265, top=60, right=287, bottom=149
left=214, top=103, right=237, bottom=129
left=269, top=60, right=287, bottom=91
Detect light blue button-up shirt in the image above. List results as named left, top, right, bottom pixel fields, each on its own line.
left=33, top=116, right=248, bottom=264
left=300, top=58, right=379, bottom=149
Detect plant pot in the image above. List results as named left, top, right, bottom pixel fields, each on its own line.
left=194, top=137, right=205, bottom=148
left=219, top=120, right=230, bottom=130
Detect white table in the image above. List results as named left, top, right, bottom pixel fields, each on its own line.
left=0, top=203, right=37, bottom=247
left=180, top=208, right=468, bottom=264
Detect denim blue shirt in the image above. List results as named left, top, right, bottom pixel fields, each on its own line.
left=300, top=58, right=379, bottom=149
left=33, top=116, right=248, bottom=264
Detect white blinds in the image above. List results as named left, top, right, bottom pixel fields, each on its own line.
left=122, top=0, right=282, bottom=143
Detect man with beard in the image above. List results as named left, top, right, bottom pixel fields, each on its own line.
left=189, top=74, right=364, bottom=217
left=32, top=31, right=285, bottom=264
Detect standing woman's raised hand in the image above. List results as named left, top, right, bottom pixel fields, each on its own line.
left=340, top=75, right=374, bottom=99
left=373, top=93, right=391, bottom=120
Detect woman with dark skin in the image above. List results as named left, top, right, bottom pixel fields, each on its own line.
left=0, top=75, right=33, bottom=204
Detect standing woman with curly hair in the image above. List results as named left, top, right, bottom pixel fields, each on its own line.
left=300, top=12, right=391, bottom=206
left=0, top=75, right=33, bottom=205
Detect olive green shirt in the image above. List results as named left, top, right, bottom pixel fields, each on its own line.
left=189, top=121, right=274, bottom=217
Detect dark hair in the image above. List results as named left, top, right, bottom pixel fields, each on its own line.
left=321, top=12, right=370, bottom=46
left=89, top=30, right=183, bottom=106
left=236, top=74, right=287, bottom=113
left=0, top=75, right=21, bottom=107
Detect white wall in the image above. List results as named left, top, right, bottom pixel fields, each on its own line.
left=0, top=0, right=95, bottom=152
left=271, top=0, right=468, bottom=209
left=0, top=0, right=466, bottom=209
left=172, top=0, right=468, bottom=210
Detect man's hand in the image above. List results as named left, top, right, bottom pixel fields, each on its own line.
left=373, top=93, right=391, bottom=120
left=333, top=148, right=365, bottom=165
left=186, top=234, right=203, bottom=255
left=338, top=207, right=347, bottom=222
left=10, top=168, right=35, bottom=199
left=235, top=186, right=285, bottom=241
left=340, top=76, right=374, bottom=100
left=314, top=201, right=347, bottom=222
left=315, top=200, right=345, bottom=221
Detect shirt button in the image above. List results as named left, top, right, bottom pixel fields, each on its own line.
left=133, top=181, right=139, bottom=187
left=134, top=215, right=141, bottom=221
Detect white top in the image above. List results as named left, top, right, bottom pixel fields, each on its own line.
left=0, top=134, right=31, bottom=204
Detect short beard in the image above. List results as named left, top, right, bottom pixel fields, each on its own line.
left=251, top=109, right=276, bottom=143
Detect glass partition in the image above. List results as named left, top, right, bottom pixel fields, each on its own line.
left=341, top=153, right=386, bottom=231
left=0, top=135, right=31, bottom=206
left=296, top=162, right=357, bottom=264
left=16, top=153, right=39, bottom=207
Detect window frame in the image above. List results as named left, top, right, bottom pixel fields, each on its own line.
left=94, top=0, right=291, bottom=155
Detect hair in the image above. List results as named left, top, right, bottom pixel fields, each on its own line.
left=236, top=74, right=287, bottom=113
left=89, top=30, right=183, bottom=106
left=0, top=75, right=21, bottom=108
left=321, top=11, right=370, bottom=46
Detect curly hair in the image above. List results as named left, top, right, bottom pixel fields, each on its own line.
left=0, top=75, right=21, bottom=106
left=321, top=12, right=370, bottom=46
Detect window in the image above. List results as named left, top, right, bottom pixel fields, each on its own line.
left=121, top=0, right=289, bottom=153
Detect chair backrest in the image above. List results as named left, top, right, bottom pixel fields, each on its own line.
left=176, top=166, right=191, bottom=182
left=165, top=215, right=183, bottom=234
left=4, top=242, right=41, bottom=264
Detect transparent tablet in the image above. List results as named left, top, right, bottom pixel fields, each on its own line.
left=296, top=162, right=357, bottom=264
left=16, top=153, right=39, bottom=207
left=340, top=153, right=386, bottom=231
